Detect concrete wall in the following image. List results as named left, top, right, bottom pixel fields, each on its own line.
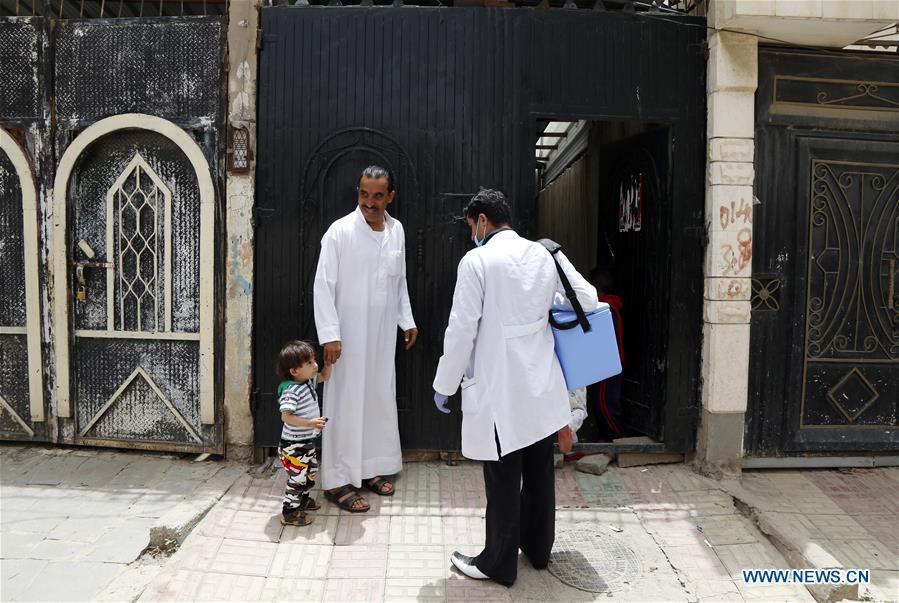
left=695, top=26, right=758, bottom=478
left=712, top=0, right=897, bottom=47
left=224, top=3, right=261, bottom=459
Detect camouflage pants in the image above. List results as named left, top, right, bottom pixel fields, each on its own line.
left=278, top=440, right=318, bottom=514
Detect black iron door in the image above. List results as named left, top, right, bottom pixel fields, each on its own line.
left=597, top=127, right=671, bottom=440
left=798, top=141, right=897, bottom=440
left=0, top=136, right=45, bottom=441
left=747, top=48, right=899, bottom=455
left=254, top=6, right=707, bottom=450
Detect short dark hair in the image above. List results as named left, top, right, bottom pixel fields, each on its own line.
left=464, top=189, right=511, bottom=226
left=277, top=340, right=315, bottom=380
left=359, top=165, right=395, bottom=193
left=589, top=267, right=614, bottom=295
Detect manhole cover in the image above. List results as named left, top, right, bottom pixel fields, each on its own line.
left=548, top=524, right=644, bottom=593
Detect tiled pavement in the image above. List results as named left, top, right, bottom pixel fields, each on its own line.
left=723, top=467, right=899, bottom=602
left=0, top=445, right=245, bottom=602
left=3, top=443, right=896, bottom=603
left=137, top=462, right=899, bottom=603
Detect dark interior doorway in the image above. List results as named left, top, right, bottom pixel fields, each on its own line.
left=536, top=120, right=672, bottom=445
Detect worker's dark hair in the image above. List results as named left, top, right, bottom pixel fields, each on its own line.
left=464, top=188, right=512, bottom=226
left=359, top=165, right=396, bottom=193
left=277, top=340, right=316, bottom=380
left=589, top=266, right=615, bottom=295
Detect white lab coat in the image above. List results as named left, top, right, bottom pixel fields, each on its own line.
left=433, top=230, right=598, bottom=461
left=314, top=207, right=416, bottom=489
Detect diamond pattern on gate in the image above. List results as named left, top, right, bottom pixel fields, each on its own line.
left=825, top=367, right=880, bottom=423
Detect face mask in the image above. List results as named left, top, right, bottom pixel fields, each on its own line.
left=473, top=218, right=487, bottom=247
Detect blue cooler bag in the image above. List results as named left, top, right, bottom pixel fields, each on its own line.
left=539, top=238, right=623, bottom=390
left=550, top=305, right=622, bottom=390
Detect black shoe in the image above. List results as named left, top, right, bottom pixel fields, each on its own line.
left=450, top=551, right=489, bottom=580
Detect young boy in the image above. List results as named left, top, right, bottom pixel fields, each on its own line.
left=277, top=340, right=332, bottom=527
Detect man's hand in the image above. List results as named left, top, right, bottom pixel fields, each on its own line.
left=558, top=425, right=573, bottom=454
left=404, top=328, right=418, bottom=350
left=323, top=341, right=342, bottom=365
left=434, top=392, right=450, bottom=414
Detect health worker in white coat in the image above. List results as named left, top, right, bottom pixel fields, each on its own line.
left=432, top=189, right=597, bottom=586
left=314, top=165, right=418, bottom=514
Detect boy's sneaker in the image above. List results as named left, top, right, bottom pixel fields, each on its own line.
left=281, top=509, right=313, bottom=526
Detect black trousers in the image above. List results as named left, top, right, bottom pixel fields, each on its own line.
left=474, top=433, right=556, bottom=586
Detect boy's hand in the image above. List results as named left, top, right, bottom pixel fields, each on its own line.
left=308, top=417, right=327, bottom=431
left=319, top=360, right=334, bottom=382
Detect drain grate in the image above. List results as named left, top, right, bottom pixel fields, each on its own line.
left=548, top=524, right=644, bottom=593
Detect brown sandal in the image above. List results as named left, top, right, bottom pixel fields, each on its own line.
left=325, top=485, right=369, bottom=512
left=299, top=497, right=321, bottom=511
left=364, top=477, right=395, bottom=496
left=281, top=509, right=313, bottom=526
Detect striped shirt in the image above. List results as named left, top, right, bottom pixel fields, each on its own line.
left=279, top=379, right=320, bottom=442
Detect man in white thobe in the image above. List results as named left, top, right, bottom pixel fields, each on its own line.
left=314, top=165, right=417, bottom=513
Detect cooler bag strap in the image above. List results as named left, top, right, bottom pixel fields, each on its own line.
left=537, top=238, right=592, bottom=333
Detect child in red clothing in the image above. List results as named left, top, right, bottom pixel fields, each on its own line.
left=589, top=268, right=625, bottom=441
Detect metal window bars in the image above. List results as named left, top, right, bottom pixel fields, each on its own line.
left=106, top=153, right=172, bottom=333
left=265, top=0, right=700, bottom=11
left=3, top=0, right=228, bottom=17
left=5, top=0, right=699, bottom=17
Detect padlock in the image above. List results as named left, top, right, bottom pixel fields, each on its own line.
left=75, top=264, right=87, bottom=302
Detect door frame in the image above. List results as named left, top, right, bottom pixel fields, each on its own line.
left=52, top=114, right=217, bottom=432
left=0, top=128, right=45, bottom=431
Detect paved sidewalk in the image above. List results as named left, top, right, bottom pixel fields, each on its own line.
left=723, top=467, right=899, bottom=603
left=0, top=444, right=245, bottom=602
left=138, top=461, right=898, bottom=603
left=3, top=444, right=895, bottom=603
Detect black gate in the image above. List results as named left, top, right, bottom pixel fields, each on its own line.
left=747, top=48, right=899, bottom=456
left=254, top=6, right=707, bottom=450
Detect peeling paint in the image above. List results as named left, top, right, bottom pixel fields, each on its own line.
left=223, top=1, right=259, bottom=449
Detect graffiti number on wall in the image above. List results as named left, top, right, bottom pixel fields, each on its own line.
left=721, top=228, right=753, bottom=277
left=719, top=198, right=753, bottom=230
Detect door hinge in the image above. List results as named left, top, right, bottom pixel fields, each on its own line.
left=252, top=206, right=276, bottom=228
left=258, top=32, right=278, bottom=51
left=250, top=389, right=259, bottom=415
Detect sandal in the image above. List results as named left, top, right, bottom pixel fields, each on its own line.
left=299, top=497, right=321, bottom=511
left=281, top=509, right=313, bottom=526
left=325, top=485, right=370, bottom=513
left=364, top=476, right=395, bottom=497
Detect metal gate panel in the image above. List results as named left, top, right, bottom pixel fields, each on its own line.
left=790, top=138, right=898, bottom=449
left=748, top=48, right=899, bottom=455
left=56, top=127, right=218, bottom=453
left=0, top=19, right=41, bottom=122
left=0, top=130, right=45, bottom=441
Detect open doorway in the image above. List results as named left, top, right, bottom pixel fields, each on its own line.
left=536, top=119, right=672, bottom=447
